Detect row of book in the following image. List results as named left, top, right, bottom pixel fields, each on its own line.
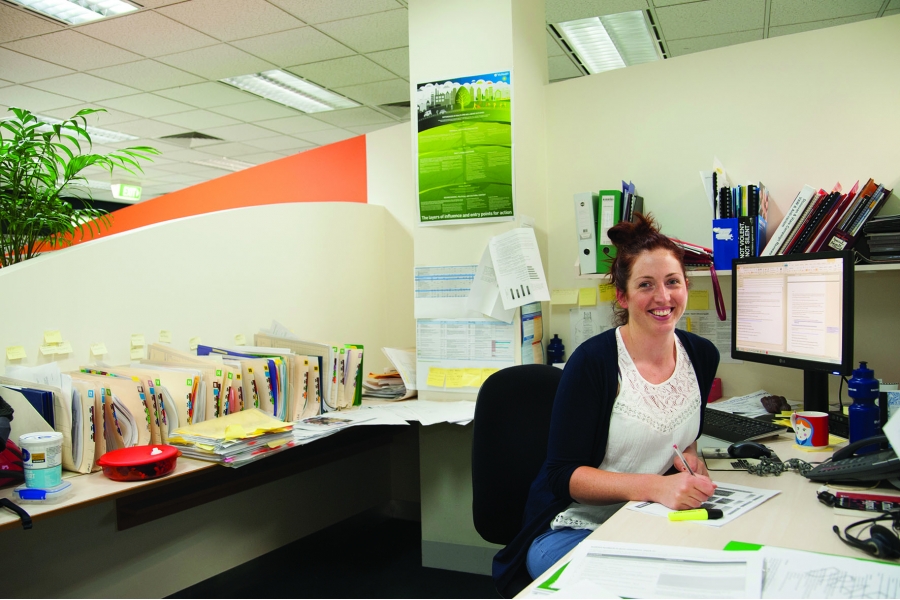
left=762, top=179, right=893, bottom=256
left=715, top=181, right=770, bottom=222
left=860, top=214, right=900, bottom=263
left=574, top=180, right=644, bottom=275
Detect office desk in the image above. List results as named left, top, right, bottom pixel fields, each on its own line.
left=520, top=434, right=893, bottom=596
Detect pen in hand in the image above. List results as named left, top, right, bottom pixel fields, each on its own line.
left=672, top=444, right=695, bottom=477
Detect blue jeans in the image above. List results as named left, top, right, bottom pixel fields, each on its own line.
left=526, top=527, right=592, bottom=579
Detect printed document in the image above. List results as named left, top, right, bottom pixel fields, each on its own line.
left=548, top=540, right=763, bottom=599
left=489, top=228, right=550, bottom=310
left=414, top=264, right=482, bottom=319
left=627, top=482, right=780, bottom=527
left=758, top=546, right=900, bottom=598
left=466, top=246, right=516, bottom=323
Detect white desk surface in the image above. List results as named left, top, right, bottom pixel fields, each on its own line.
left=519, top=434, right=895, bottom=596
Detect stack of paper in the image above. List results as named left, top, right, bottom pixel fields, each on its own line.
left=166, top=409, right=294, bottom=467
left=292, top=413, right=375, bottom=445
left=361, top=347, right=417, bottom=401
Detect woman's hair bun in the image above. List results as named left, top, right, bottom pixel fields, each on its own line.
left=606, top=212, right=660, bottom=250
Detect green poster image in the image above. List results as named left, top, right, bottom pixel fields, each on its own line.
left=416, top=71, right=514, bottom=224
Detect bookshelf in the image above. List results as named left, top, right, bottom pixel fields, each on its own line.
left=575, top=263, right=900, bottom=280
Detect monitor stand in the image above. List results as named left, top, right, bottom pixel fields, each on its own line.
left=803, top=371, right=830, bottom=413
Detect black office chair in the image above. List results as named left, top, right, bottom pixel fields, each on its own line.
left=472, top=364, right=563, bottom=595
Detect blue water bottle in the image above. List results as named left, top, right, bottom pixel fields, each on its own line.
left=848, top=361, right=880, bottom=454
left=547, top=334, right=565, bottom=365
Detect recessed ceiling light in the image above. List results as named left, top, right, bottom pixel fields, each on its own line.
left=10, top=0, right=137, bottom=25
left=220, top=70, right=359, bottom=113
left=35, top=114, right=139, bottom=145
left=192, top=157, right=256, bottom=172
left=557, top=11, right=661, bottom=75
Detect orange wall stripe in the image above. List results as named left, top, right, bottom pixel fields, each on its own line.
left=63, top=134, right=367, bottom=249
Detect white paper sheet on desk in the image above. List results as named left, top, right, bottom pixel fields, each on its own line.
left=523, top=579, right=619, bottom=598
left=489, top=228, right=550, bottom=310
left=382, top=347, right=417, bottom=391
left=465, top=246, right=516, bottom=323
left=552, top=540, right=763, bottom=599
left=627, top=482, right=780, bottom=527
left=362, top=400, right=475, bottom=426
left=414, top=264, right=483, bottom=319
left=757, top=546, right=900, bottom=598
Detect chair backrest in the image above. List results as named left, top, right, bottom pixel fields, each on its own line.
left=471, top=364, right=563, bottom=546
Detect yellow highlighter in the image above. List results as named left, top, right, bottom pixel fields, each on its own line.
left=668, top=508, right=724, bottom=521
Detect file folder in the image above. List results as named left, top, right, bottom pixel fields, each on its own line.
left=597, top=190, right=622, bottom=274
left=573, top=192, right=599, bottom=275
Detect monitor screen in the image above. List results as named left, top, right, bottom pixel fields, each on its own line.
left=731, top=252, right=854, bottom=381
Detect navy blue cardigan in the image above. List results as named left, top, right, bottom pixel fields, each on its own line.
left=492, top=328, right=720, bottom=595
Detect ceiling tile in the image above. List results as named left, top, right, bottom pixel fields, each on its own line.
left=27, top=73, right=139, bottom=103
left=0, top=48, right=73, bottom=83
left=153, top=172, right=203, bottom=184
left=267, top=0, right=402, bottom=24
left=2, top=30, right=141, bottom=71
left=88, top=60, right=205, bottom=91
left=889, top=0, right=900, bottom=10
left=317, top=9, right=409, bottom=53
left=768, top=14, right=877, bottom=37
left=667, top=29, right=763, bottom=57
left=0, top=4, right=63, bottom=44
left=104, top=137, right=187, bottom=153
left=195, top=141, right=263, bottom=157
left=155, top=109, right=241, bottom=129
left=132, top=0, right=183, bottom=6
left=333, top=78, right=409, bottom=105
left=652, top=0, right=706, bottom=6
left=153, top=148, right=215, bottom=162
left=0, top=79, right=12, bottom=88
left=545, top=0, right=648, bottom=23
left=154, top=82, right=258, bottom=108
left=244, top=135, right=315, bottom=151
left=158, top=0, right=304, bottom=41
left=311, top=106, right=395, bottom=127
left=548, top=55, right=583, bottom=81
left=657, top=0, right=765, bottom=40
left=0, top=85, right=79, bottom=112
left=346, top=123, right=396, bottom=135
left=210, top=100, right=299, bottom=121
left=287, top=55, right=395, bottom=89
left=156, top=44, right=276, bottom=80
left=75, top=11, right=219, bottom=57
left=197, top=122, right=281, bottom=141
left=110, top=119, right=192, bottom=139
left=296, top=128, right=358, bottom=145
left=886, top=8, right=900, bottom=15
left=98, top=93, right=194, bottom=117
left=365, top=47, right=409, bottom=78
left=231, top=27, right=355, bottom=66
left=546, top=33, right=564, bottom=58
left=153, top=162, right=225, bottom=176
left=769, top=0, right=883, bottom=26
left=237, top=151, right=289, bottom=164
left=255, top=114, right=338, bottom=134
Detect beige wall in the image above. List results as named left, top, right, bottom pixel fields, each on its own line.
left=544, top=15, right=900, bottom=401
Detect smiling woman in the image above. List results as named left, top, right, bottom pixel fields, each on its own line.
left=493, top=212, right=722, bottom=593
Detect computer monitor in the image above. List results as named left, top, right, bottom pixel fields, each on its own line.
left=731, top=251, right=854, bottom=412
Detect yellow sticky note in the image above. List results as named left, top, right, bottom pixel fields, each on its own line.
left=90, top=343, right=108, bottom=356
left=481, top=368, right=500, bottom=384
left=446, top=369, right=465, bottom=388
left=56, top=341, right=73, bottom=354
left=462, top=368, right=482, bottom=387
left=550, top=288, right=579, bottom=305
left=686, top=317, right=692, bottom=332
left=224, top=424, right=247, bottom=440
left=598, top=283, right=616, bottom=302
left=130, top=347, right=145, bottom=360
left=131, top=333, right=145, bottom=347
left=6, top=346, right=26, bottom=360
left=39, top=344, right=58, bottom=356
left=234, top=334, right=247, bottom=346
left=687, top=290, right=709, bottom=311
left=44, top=330, right=62, bottom=344
left=426, top=367, right=447, bottom=387
left=578, top=286, right=597, bottom=307
left=189, top=337, right=201, bottom=351
left=159, top=330, right=172, bottom=343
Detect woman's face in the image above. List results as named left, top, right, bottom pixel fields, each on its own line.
left=616, top=248, right=687, bottom=336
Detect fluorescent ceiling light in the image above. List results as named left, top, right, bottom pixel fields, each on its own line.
left=220, top=70, right=359, bottom=113
left=36, top=115, right=139, bottom=145
left=192, top=157, right=256, bottom=172
left=10, top=0, right=137, bottom=24
left=557, top=11, right=661, bottom=75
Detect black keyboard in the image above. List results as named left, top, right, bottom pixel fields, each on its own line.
left=702, top=408, right=786, bottom=443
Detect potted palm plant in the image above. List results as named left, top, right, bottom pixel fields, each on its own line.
left=0, top=107, right=160, bottom=267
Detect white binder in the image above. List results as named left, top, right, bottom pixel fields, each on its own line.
left=574, top=192, right=599, bottom=275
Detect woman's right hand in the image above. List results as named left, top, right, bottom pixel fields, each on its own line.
left=654, top=472, right=717, bottom=510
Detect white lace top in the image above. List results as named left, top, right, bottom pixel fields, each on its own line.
left=551, top=327, right=701, bottom=531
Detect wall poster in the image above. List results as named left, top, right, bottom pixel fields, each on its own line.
left=415, top=71, right=514, bottom=225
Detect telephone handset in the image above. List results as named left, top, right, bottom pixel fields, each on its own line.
left=805, top=435, right=900, bottom=483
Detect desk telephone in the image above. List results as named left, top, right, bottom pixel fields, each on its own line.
left=805, top=436, right=900, bottom=483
